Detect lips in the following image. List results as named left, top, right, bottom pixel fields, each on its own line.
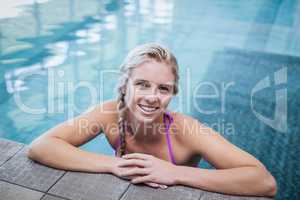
left=138, top=104, right=159, bottom=114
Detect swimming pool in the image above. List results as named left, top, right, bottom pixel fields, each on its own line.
left=0, top=0, right=299, bottom=199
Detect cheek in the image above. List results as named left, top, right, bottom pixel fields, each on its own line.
left=125, top=87, right=141, bottom=107
left=160, top=95, right=173, bottom=106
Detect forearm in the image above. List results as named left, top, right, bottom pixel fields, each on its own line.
left=175, top=165, right=276, bottom=197
left=27, top=137, right=116, bottom=173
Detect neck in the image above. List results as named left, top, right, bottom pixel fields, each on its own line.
left=126, top=112, right=165, bottom=143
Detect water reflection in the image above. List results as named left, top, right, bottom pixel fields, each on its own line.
left=0, top=0, right=50, bottom=19
left=3, top=10, right=101, bottom=94
left=1, top=0, right=111, bottom=141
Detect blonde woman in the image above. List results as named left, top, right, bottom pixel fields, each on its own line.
left=27, top=43, right=277, bottom=197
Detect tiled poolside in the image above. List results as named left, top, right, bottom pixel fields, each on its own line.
left=0, top=138, right=274, bottom=200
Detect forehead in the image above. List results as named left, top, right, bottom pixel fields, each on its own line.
left=130, top=60, right=175, bottom=85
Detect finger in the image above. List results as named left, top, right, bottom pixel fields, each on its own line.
left=145, top=182, right=159, bottom=188
left=121, top=175, right=139, bottom=180
left=144, top=182, right=168, bottom=189
left=131, top=175, right=153, bottom=184
left=118, top=159, right=148, bottom=168
left=121, top=167, right=149, bottom=177
left=122, top=153, right=152, bottom=160
left=159, top=184, right=168, bottom=189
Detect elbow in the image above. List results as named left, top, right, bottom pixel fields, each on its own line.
left=258, top=167, right=277, bottom=197
left=251, top=164, right=277, bottom=197
left=27, top=142, right=39, bottom=160
left=265, top=173, right=277, bottom=197
left=252, top=166, right=277, bottom=197
left=27, top=138, right=45, bottom=161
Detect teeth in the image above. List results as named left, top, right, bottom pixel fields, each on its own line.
left=139, top=105, right=158, bottom=112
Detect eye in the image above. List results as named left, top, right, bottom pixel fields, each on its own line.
left=159, top=85, right=170, bottom=93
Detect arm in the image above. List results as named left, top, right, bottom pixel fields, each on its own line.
left=28, top=136, right=117, bottom=173
left=27, top=101, right=118, bottom=173
left=116, top=153, right=275, bottom=196
left=175, top=165, right=276, bottom=197
left=27, top=101, right=168, bottom=189
left=117, top=114, right=277, bottom=196
left=175, top=115, right=277, bottom=197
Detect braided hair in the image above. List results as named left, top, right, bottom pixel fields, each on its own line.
left=116, top=88, right=127, bottom=156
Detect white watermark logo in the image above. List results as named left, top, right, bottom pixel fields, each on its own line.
left=7, top=66, right=288, bottom=134
left=250, top=67, right=287, bottom=133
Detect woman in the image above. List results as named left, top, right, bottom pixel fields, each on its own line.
left=27, top=43, right=277, bottom=196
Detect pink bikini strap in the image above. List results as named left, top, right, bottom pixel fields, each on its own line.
left=163, top=112, right=176, bottom=164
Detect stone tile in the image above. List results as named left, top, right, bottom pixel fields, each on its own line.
left=200, top=192, right=272, bottom=200
left=0, top=138, right=24, bottom=166
left=121, top=184, right=202, bottom=200
left=0, top=180, right=44, bottom=200
left=41, top=194, right=67, bottom=200
left=0, top=147, right=65, bottom=192
left=49, top=172, right=130, bottom=200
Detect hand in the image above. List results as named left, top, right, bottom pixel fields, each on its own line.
left=111, top=156, right=168, bottom=189
left=117, top=153, right=177, bottom=186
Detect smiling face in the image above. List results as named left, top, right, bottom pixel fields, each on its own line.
left=124, top=60, right=175, bottom=123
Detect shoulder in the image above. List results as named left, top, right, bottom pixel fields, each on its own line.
left=81, top=100, right=118, bottom=128
left=170, top=112, right=206, bottom=135
left=86, top=100, right=118, bottom=118
left=90, top=100, right=118, bottom=113
left=170, top=112, right=213, bottom=153
left=83, top=100, right=120, bottom=140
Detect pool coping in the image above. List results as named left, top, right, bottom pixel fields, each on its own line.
left=0, top=138, right=273, bottom=200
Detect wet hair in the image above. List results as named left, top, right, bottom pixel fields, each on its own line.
left=116, top=43, right=179, bottom=156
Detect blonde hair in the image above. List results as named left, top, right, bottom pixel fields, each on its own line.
left=116, top=43, right=179, bottom=156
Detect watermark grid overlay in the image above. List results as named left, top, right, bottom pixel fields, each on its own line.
left=6, top=66, right=288, bottom=135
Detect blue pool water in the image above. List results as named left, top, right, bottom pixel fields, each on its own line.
left=0, top=1, right=299, bottom=199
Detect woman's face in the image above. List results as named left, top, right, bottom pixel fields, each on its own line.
left=125, top=60, right=175, bottom=123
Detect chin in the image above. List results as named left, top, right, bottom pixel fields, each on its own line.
left=135, top=113, right=158, bottom=124
left=135, top=108, right=161, bottom=124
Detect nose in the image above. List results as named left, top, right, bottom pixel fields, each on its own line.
left=144, top=89, right=159, bottom=104
left=144, top=94, right=158, bottom=103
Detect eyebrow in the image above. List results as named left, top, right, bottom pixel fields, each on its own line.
left=133, top=79, right=147, bottom=83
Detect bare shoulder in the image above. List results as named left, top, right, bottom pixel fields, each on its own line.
left=65, top=99, right=119, bottom=138
left=94, top=100, right=119, bottom=140
left=170, top=112, right=212, bottom=152
left=171, top=112, right=265, bottom=170
left=170, top=112, right=207, bottom=136
left=31, top=100, right=119, bottom=147
left=90, top=100, right=118, bottom=126
left=90, top=100, right=117, bottom=114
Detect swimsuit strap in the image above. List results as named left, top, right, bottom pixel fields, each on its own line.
left=163, top=112, right=176, bottom=165
left=114, top=135, right=121, bottom=156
